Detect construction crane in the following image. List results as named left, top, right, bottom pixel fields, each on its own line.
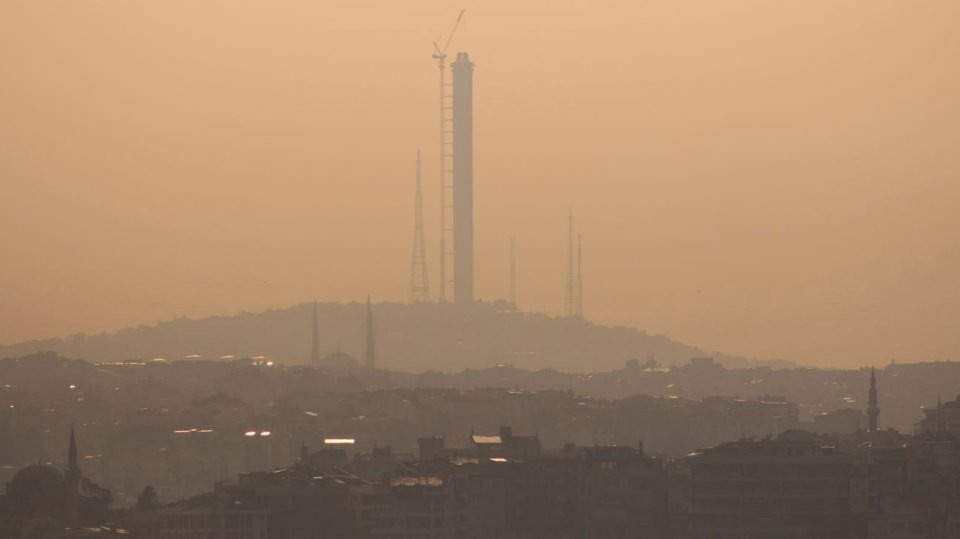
left=433, top=9, right=465, bottom=303
left=432, top=9, right=465, bottom=64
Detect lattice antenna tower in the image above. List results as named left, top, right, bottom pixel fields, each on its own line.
left=363, top=296, right=376, bottom=369
left=576, top=235, right=584, bottom=319
left=432, top=9, right=465, bottom=302
left=564, top=208, right=576, bottom=317
left=409, top=151, right=431, bottom=303
left=509, top=237, right=517, bottom=308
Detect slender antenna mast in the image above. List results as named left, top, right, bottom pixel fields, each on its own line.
left=364, top=296, right=376, bottom=369
left=311, top=299, right=320, bottom=365
left=409, top=151, right=431, bottom=303
left=433, top=9, right=465, bottom=303
left=509, top=237, right=517, bottom=308
left=577, top=235, right=583, bottom=319
left=564, top=208, right=575, bottom=317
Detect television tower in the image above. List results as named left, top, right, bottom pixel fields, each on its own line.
left=409, top=151, right=431, bottom=303
left=432, top=9, right=465, bottom=302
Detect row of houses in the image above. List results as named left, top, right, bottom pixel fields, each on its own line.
left=139, top=423, right=960, bottom=539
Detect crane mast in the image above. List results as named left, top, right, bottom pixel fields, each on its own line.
left=432, top=9, right=464, bottom=303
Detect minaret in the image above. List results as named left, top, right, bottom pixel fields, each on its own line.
left=310, top=299, right=320, bottom=366
left=65, top=425, right=81, bottom=528
left=68, top=424, right=78, bottom=471
left=452, top=52, right=475, bottom=305
left=363, top=297, right=376, bottom=369
left=867, top=367, right=880, bottom=432
left=937, top=394, right=945, bottom=433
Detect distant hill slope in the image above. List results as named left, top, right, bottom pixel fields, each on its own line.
left=0, top=301, right=779, bottom=371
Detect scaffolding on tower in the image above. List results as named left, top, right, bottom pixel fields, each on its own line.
left=432, top=9, right=464, bottom=302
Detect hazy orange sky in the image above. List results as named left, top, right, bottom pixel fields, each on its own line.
left=2, top=1, right=959, bottom=367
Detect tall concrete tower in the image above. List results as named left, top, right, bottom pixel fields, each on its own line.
left=452, top=52, right=475, bottom=304
left=867, top=367, right=880, bottom=432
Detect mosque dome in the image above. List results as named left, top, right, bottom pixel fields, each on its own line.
left=6, top=464, right=66, bottom=517
left=9, top=464, right=64, bottom=491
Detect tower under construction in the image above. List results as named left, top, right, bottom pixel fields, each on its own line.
left=433, top=10, right=465, bottom=303
left=408, top=151, right=430, bottom=303
left=564, top=210, right=584, bottom=319
left=452, top=52, right=475, bottom=305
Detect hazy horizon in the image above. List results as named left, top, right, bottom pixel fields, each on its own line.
left=3, top=1, right=959, bottom=367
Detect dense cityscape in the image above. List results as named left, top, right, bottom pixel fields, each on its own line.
left=3, top=338, right=960, bottom=537
left=4, top=1, right=958, bottom=538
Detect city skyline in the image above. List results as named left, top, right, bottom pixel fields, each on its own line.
left=2, top=1, right=959, bottom=367
left=5, top=3, right=960, bottom=537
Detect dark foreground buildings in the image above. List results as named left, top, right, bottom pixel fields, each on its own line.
left=128, top=425, right=960, bottom=539
left=683, top=432, right=854, bottom=538
left=140, top=435, right=669, bottom=539
left=11, top=370, right=960, bottom=538
left=129, top=371, right=960, bottom=539
left=0, top=428, right=120, bottom=537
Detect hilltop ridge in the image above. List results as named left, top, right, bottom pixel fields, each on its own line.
left=0, top=301, right=785, bottom=371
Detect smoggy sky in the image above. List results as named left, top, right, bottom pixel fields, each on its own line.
left=2, top=1, right=959, bottom=367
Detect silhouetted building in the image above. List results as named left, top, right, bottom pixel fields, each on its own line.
left=917, top=394, right=960, bottom=435
left=858, top=434, right=960, bottom=538
left=418, top=437, right=447, bottom=461
left=581, top=445, right=669, bottom=538
left=1, top=427, right=113, bottom=536
left=470, top=426, right=541, bottom=461
left=814, top=408, right=869, bottom=435
left=453, top=458, right=581, bottom=539
left=150, top=464, right=361, bottom=539
left=682, top=432, right=855, bottom=538
left=353, top=475, right=452, bottom=538
left=148, top=493, right=269, bottom=539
